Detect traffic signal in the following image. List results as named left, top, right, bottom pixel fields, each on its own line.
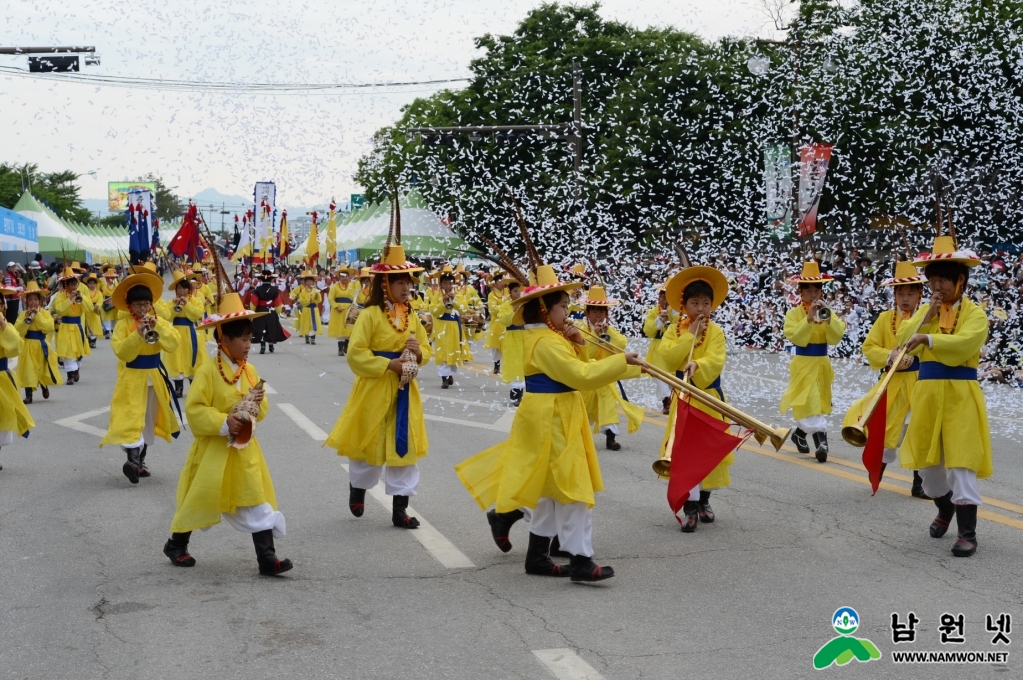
left=28, top=55, right=80, bottom=72
left=420, top=134, right=456, bottom=147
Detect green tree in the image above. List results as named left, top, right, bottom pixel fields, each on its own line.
left=136, top=173, right=185, bottom=222
left=0, top=163, right=92, bottom=223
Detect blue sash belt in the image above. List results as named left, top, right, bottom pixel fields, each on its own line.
left=374, top=351, right=409, bottom=457
left=525, top=374, right=575, bottom=393
left=675, top=372, right=724, bottom=400
left=297, top=303, right=318, bottom=332
left=125, top=353, right=183, bottom=437
left=173, top=317, right=199, bottom=368
left=918, top=361, right=978, bottom=381
left=506, top=324, right=524, bottom=331
left=438, top=313, right=463, bottom=342
left=25, top=330, right=58, bottom=383
left=795, top=343, right=828, bottom=357
left=62, top=315, right=85, bottom=345
left=334, top=297, right=352, bottom=304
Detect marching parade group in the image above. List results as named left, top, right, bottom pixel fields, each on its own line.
left=0, top=200, right=994, bottom=582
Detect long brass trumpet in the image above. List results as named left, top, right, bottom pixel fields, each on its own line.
left=24, top=309, right=37, bottom=326
left=575, top=327, right=791, bottom=471
left=841, top=314, right=927, bottom=447
left=142, top=315, right=160, bottom=345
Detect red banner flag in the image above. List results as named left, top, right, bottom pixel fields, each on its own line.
left=796, top=143, right=833, bottom=237
left=861, top=390, right=888, bottom=495
left=667, top=399, right=747, bottom=520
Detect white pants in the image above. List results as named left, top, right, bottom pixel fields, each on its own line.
left=63, top=358, right=79, bottom=373
left=218, top=503, right=287, bottom=538
left=599, top=423, right=619, bottom=436
left=491, top=348, right=502, bottom=362
left=509, top=380, right=525, bottom=391
left=102, top=320, right=115, bottom=332
left=797, top=415, right=828, bottom=434
left=687, top=484, right=702, bottom=502
left=655, top=379, right=673, bottom=401
left=0, top=430, right=15, bottom=447
left=348, top=460, right=420, bottom=496
left=529, top=498, right=593, bottom=557
left=120, top=386, right=158, bottom=450
left=437, top=364, right=458, bottom=378
left=919, top=460, right=982, bottom=506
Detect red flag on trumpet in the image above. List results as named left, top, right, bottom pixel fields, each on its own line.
left=667, top=399, right=746, bottom=521
left=861, top=391, right=888, bottom=495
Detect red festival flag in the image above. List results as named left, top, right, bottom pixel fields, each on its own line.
left=667, top=399, right=746, bottom=519
left=861, top=391, right=888, bottom=495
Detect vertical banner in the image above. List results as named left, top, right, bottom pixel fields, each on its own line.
left=254, top=181, right=276, bottom=263
left=127, top=189, right=155, bottom=262
left=796, top=143, right=834, bottom=237
left=326, top=198, right=337, bottom=263
left=763, top=144, right=792, bottom=240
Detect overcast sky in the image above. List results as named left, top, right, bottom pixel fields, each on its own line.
left=1, top=0, right=791, bottom=207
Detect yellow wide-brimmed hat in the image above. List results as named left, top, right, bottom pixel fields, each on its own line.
left=787, top=260, right=835, bottom=284
left=583, top=285, right=619, bottom=307
left=198, top=292, right=267, bottom=330
left=299, top=269, right=318, bottom=280
left=167, top=270, right=197, bottom=291
left=0, top=286, right=17, bottom=297
left=101, top=264, right=117, bottom=276
left=882, top=260, right=926, bottom=287
left=18, top=280, right=49, bottom=299
left=665, top=266, right=729, bottom=312
left=128, top=261, right=161, bottom=279
left=370, top=245, right=424, bottom=275
left=912, top=235, right=982, bottom=268
left=335, top=265, right=355, bottom=276
left=511, top=264, right=583, bottom=307
left=112, top=273, right=164, bottom=312
left=83, top=273, right=98, bottom=284
left=58, top=267, right=80, bottom=283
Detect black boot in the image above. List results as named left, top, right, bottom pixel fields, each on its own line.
left=486, top=508, right=524, bottom=552
left=441, top=375, right=450, bottom=389
left=310, top=336, right=316, bottom=345
left=493, top=361, right=501, bottom=375
left=392, top=495, right=420, bottom=529
left=338, top=341, right=344, bottom=356
left=103, top=330, right=111, bottom=339
left=929, top=491, right=955, bottom=538
left=88, top=336, right=97, bottom=349
left=951, top=505, right=978, bottom=557
left=23, top=387, right=32, bottom=404
left=662, top=396, right=671, bottom=415
left=569, top=554, right=614, bottom=583
left=138, top=444, right=150, bottom=478
left=163, top=532, right=196, bottom=567
left=173, top=379, right=184, bottom=399
left=698, top=490, right=715, bottom=523
left=268, top=343, right=274, bottom=353
left=878, top=462, right=887, bottom=483
left=791, top=427, right=810, bottom=454
left=812, top=432, right=828, bottom=463
left=348, top=483, right=366, bottom=517
left=549, top=535, right=571, bottom=558
left=680, top=500, right=699, bottom=532
left=524, top=533, right=569, bottom=576
left=605, top=429, right=621, bottom=451
left=911, top=471, right=930, bottom=499
left=305, top=336, right=310, bottom=345
left=510, top=388, right=523, bottom=406
left=41, top=384, right=49, bottom=399
left=252, top=529, right=293, bottom=576
left=122, top=447, right=141, bottom=484
left=260, top=342, right=266, bottom=355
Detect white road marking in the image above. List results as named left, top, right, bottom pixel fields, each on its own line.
left=533, top=649, right=607, bottom=680
left=276, top=403, right=476, bottom=569
left=730, top=370, right=786, bottom=385
left=422, top=393, right=511, bottom=411
left=423, top=413, right=511, bottom=433
left=53, top=406, right=110, bottom=438
left=263, top=383, right=278, bottom=394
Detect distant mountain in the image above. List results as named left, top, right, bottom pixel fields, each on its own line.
left=189, top=188, right=253, bottom=211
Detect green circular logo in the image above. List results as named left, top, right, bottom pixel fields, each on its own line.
left=832, top=607, right=860, bottom=636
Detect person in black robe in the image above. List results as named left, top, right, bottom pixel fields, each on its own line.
left=251, top=268, right=290, bottom=353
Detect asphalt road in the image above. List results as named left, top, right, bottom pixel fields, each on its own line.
left=2, top=313, right=1021, bottom=679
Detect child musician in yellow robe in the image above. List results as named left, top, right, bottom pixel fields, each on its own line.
left=163, top=271, right=206, bottom=398
left=643, top=285, right=679, bottom=415
left=291, top=270, right=322, bottom=344
left=484, top=275, right=510, bottom=374
left=99, top=264, right=120, bottom=339
left=52, top=267, right=94, bottom=384
left=897, top=236, right=991, bottom=557
left=575, top=286, right=645, bottom=451
left=328, top=266, right=360, bottom=356
left=0, top=287, right=35, bottom=470
left=841, top=261, right=926, bottom=494
left=457, top=265, right=643, bottom=582
left=431, top=270, right=471, bottom=388
left=83, top=273, right=103, bottom=348
left=164, top=293, right=292, bottom=576
left=498, top=277, right=526, bottom=405
left=15, top=282, right=63, bottom=403
left=99, top=271, right=181, bottom=484
left=326, top=243, right=432, bottom=529
left=779, top=261, right=846, bottom=462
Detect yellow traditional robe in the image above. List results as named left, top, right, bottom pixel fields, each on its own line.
left=99, top=278, right=120, bottom=323
left=483, top=288, right=510, bottom=349
left=85, top=287, right=104, bottom=336
left=290, top=286, right=322, bottom=336
left=170, top=357, right=275, bottom=533
left=325, top=305, right=433, bottom=467
left=657, top=319, right=732, bottom=488
left=642, top=305, right=679, bottom=370
left=327, top=280, right=360, bottom=338
left=52, top=290, right=94, bottom=359
left=896, top=298, right=992, bottom=476
left=779, top=305, right=846, bottom=419
left=842, top=310, right=918, bottom=449
left=455, top=327, right=640, bottom=511
left=498, top=303, right=525, bottom=384
left=163, top=296, right=206, bottom=379
left=463, top=285, right=484, bottom=339
left=431, top=293, right=472, bottom=365
left=15, top=309, right=63, bottom=388
left=99, top=316, right=181, bottom=447
left=575, top=321, right=645, bottom=433
left=0, top=323, right=35, bottom=438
